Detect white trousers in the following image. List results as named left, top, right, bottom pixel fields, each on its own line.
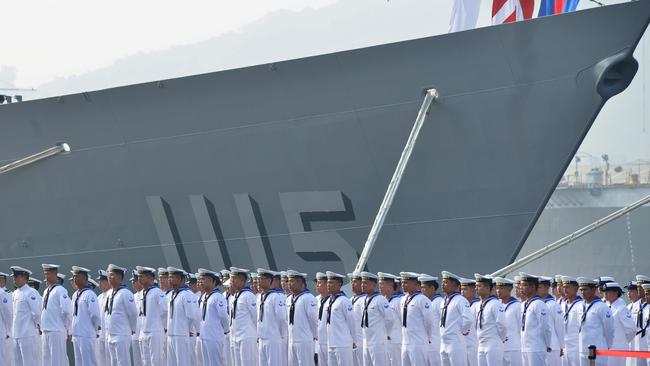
left=232, top=337, right=257, bottom=366
left=562, top=351, right=579, bottom=366
left=259, top=338, right=284, bottom=366
left=0, top=336, right=13, bottom=366
left=74, top=336, right=98, bottom=366
left=289, top=341, right=315, bottom=366
left=440, top=341, right=467, bottom=366
left=318, top=343, right=329, bottom=366
left=97, top=338, right=110, bottom=366
left=166, top=335, right=191, bottom=366
left=387, top=343, right=402, bottom=366
left=194, top=336, right=202, bottom=366
left=13, top=336, right=37, bottom=366
left=522, top=352, right=546, bottom=366
left=477, top=346, right=503, bottom=366
left=503, top=350, right=523, bottom=366
left=42, top=331, right=67, bottom=366
left=401, top=344, right=428, bottom=366
left=466, top=344, right=478, bottom=366
left=107, top=335, right=131, bottom=366
left=547, top=350, right=561, bottom=366
left=328, top=347, right=353, bottom=366
left=363, top=343, right=388, bottom=366
left=224, top=334, right=232, bottom=366
left=200, top=338, right=225, bottom=366
left=428, top=344, right=441, bottom=366
left=354, top=346, right=362, bottom=366
left=131, top=337, right=142, bottom=366
left=139, top=332, right=165, bottom=366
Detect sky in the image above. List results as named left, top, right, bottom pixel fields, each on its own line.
left=0, top=0, right=647, bottom=164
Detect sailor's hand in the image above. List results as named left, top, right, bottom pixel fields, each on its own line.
left=352, top=343, right=357, bottom=349
left=68, top=335, right=72, bottom=342
left=560, top=349, right=564, bottom=357
left=546, top=347, right=552, bottom=353
left=387, top=336, right=391, bottom=341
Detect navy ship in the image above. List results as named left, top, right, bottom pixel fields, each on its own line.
left=0, top=1, right=649, bottom=277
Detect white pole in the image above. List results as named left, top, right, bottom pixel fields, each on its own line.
left=355, top=89, right=439, bottom=272
left=0, top=142, right=70, bottom=175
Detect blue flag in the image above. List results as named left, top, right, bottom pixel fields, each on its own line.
left=538, top=0, right=555, bottom=17
left=563, top=0, right=580, bottom=13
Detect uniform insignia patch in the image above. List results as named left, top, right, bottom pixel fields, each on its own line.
left=541, top=311, right=546, bottom=316
left=2, top=299, right=7, bottom=303
left=384, top=303, right=389, bottom=309
left=30, top=296, right=36, bottom=300
left=424, top=303, right=430, bottom=309
left=347, top=305, right=353, bottom=311
left=91, top=298, right=95, bottom=302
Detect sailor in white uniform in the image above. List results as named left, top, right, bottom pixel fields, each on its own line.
left=631, top=275, right=650, bottom=366
left=576, top=277, right=614, bottom=366
left=399, top=272, right=433, bottom=366
left=71, top=266, right=102, bottom=366
left=315, top=272, right=330, bottom=366
left=473, top=274, right=505, bottom=366
left=166, top=267, right=199, bottom=366
left=129, top=271, right=143, bottom=366
left=257, top=268, right=287, bottom=366
left=96, top=269, right=111, bottom=366
left=560, top=276, right=582, bottom=366
left=626, top=281, right=639, bottom=310
left=493, top=277, right=522, bottom=366
left=220, top=269, right=234, bottom=366
left=602, top=282, right=635, bottom=366
left=104, top=264, right=138, bottom=366
left=326, top=271, right=356, bottom=366
left=378, top=273, right=403, bottom=366
left=419, top=274, right=442, bottom=366
left=40, top=264, right=72, bottom=366
left=518, top=273, right=552, bottom=366
left=538, top=276, right=565, bottom=366
left=187, top=273, right=201, bottom=366
left=348, top=272, right=366, bottom=366
left=285, top=270, right=317, bottom=366
left=25, top=278, right=43, bottom=365
left=0, top=271, right=13, bottom=366
left=229, top=267, right=258, bottom=366
left=135, top=266, right=167, bottom=366
left=460, top=277, right=479, bottom=366
left=359, top=271, right=391, bottom=366
left=197, top=268, right=229, bottom=366
left=10, top=266, right=41, bottom=366
left=439, top=271, right=472, bottom=366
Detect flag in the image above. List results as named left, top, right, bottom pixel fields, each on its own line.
left=449, top=0, right=482, bottom=33
left=492, top=0, right=535, bottom=25
left=539, top=0, right=580, bottom=17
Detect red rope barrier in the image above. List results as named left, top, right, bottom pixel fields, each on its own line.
left=596, top=350, right=650, bottom=358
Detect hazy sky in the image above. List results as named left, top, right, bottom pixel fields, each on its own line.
left=0, top=0, right=647, bottom=163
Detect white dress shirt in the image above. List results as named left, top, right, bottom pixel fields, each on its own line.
left=105, top=285, right=138, bottom=336
left=12, top=284, right=41, bottom=338
left=608, top=297, right=636, bottom=350
left=326, top=291, right=356, bottom=348
left=439, top=292, right=472, bottom=345
left=71, top=287, right=101, bottom=338
left=229, top=287, right=257, bottom=341
left=520, top=296, right=552, bottom=352
left=0, top=288, right=13, bottom=339
left=316, top=294, right=330, bottom=348
left=258, top=289, right=287, bottom=340
left=97, top=290, right=109, bottom=340
left=139, top=285, right=167, bottom=335
left=361, top=291, right=392, bottom=345
left=41, top=284, right=73, bottom=334
left=500, top=298, right=522, bottom=352
left=288, top=290, right=317, bottom=344
left=563, top=296, right=582, bottom=353
left=577, top=298, right=614, bottom=353
left=401, top=291, right=434, bottom=345
left=476, top=295, right=506, bottom=346
left=387, top=293, right=403, bottom=345
left=199, top=288, right=229, bottom=341
left=543, top=296, right=566, bottom=351
left=167, top=286, right=200, bottom=336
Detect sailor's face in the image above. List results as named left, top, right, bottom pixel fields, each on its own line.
left=316, top=279, right=328, bottom=295
left=580, top=286, right=596, bottom=300
left=379, top=280, right=393, bottom=296
left=495, top=285, right=510, bottom=299
left=108, top=272, right=122, bottom=287
left=476, top=282, right=491, bottom=298
left=361, top=279, right=376, bottom=294
left=327, top=279, right=341, bottom=294
left=351, top=278, right=362, bottom=293
left=44, top=270, right=57, bottom=284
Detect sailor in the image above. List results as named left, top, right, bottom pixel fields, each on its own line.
left=28, top=276, right=44, bottom=364
left=419, top=274, right=442, bottom=366
left=281, top=271, right=291, bottom=296
left=631, top=274, right=650, bottom=365
left=229, top=267, right=257, bottom=366
left=0, top=271, right=13, bottom=366
left=360, top=271, right=391, bottom=366
left=135, top=266, right=167, bottom=366
left=518, top=272, right=552, bottom=366
left=56, top=273, right=66, bottom=286
left=11, top=266, right=41, bottom=366
left=40, top=264, right=72, bottom=366
left=286, top=270, right=317, bottom=366
left=130, top=271, right=144, bottom=366
left=251, top=273, right=260, bottom=295
left=473, top=274, right=505, bottom=366
left=348, top=272, right=366, bottom=366
left=70, top=266, right=101, bottom=366
left=96, top=269, right=111, bottom=366
left=158, top=268, right=171, bottom=296
left=104, top=264, right=138, bottom=366
left=197, top=268, right=229, bottom=366
left=561, top=276, right=582, bottom=366
left=399, top=271, right=433, bottom=366
left=326, top=271, right=356, bottom=366
left=493, top=277, right=522, bottom=366
left=220, top=269, right=233, bottom=366
left=538, top=276, right=564, bottom=366
left=315, top=272, right=330, bottom=366
left=553, top=275, right=564, bottom=303
left=166, top=267, right=199, bottom=366
left=460, top=277, right=479, bottom=366
left=27, top=277, right=42, bottom=292
left=597, top=276, right=615, bottom=300
left=626, top=281, right=639, bottom=311
left=602, top=282, right=635, bottom=366
left=257, top=268, right=287, bottom=366
left=187, top=273, right=199, bottom=295
left=192, top=272, right=203, bottom=366
left=439, top=271, right=472, bottom=366
left=576, top=277, right=614, bottom=366
left=378, top=272, right=403, bottom=366
left=88, top=278, right=99, bottom=291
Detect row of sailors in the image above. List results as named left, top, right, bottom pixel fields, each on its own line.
left=0, top=265, right=648, bottom=366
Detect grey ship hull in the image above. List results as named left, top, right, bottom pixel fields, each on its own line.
left=0, top=1, right=649, bottom=277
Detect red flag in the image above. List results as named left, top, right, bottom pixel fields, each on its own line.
left=492, top=0, right=535, bottom=24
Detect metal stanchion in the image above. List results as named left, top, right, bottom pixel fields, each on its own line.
left=589, top=345, right=597, bottom=366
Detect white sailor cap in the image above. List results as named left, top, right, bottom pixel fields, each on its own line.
left=57, top=273, right=66, bottom=280
left=197, top=268, right=220, bottom=279
left=598, top=276, right=615, bottom=285
left=625, top=281, right=638, bottom=290
left=577, top=277, right=598, bottom=287
left=220, top=269, right=231, bottom=278
left=539, top=276, right=553, bottom=285
left=136, top=266, right=156, bottom=276
left=377, top=272, right=399, bottom=281
left=347, top=272, right=362, bottom=280
left=315, top=272, right=327, bottom=281
left=326, top=271, right=345, bottom=280
left=28, top=277, right=42, bottom=284
left=167, top=267, right=186, bottom=275
left=256, top=268, right=276, bottom=277
left=474, top=273, right=493, bottom=284
left=157, top=268, right=169, bottom=276
left=107, top=264, right=127, bottom=274
left=360, top=272, right=378, bottom=280
left=229, top=267, right=250, bottom=278
left=96, top=269, right=108, bottom=280
left=0, top=272, right=8, bottom=278
left=286, top=269, right=307, bottom=278
left=561, top=276, right=578, bottom=284
left=518, top=272, right=539, bottom=283
left=513, top=275, right=521, bottom=282
left=460, top=278, right=475, bottom=286
left=10, top=266, right=32, bottom=276
left=603, top=282, right=623, bottom=291
left=223, top=278, right=231, bottom=287
left=418, top=274, right=438, bottom=283
left=554, top=275, right=564, bottom=283
left=399, top=272, right=420, bottom=281
left=187, top=273, right=198, bottom=283
left=642, top=284, right=650, bottom=291
left=280, top=271, right=288, bottom=278
left=88, top=278, right=98, bottom=288
left=71, top=266, right=91, bottom=274
left=636, top=275, right=650, bottom=285
left=493, top=277, right=514, bottom=286
left=250, top=273, right=259, bottom=280
left=41, top=264, right=60, bottom=271
left=441, top=271, right=462, bottom=283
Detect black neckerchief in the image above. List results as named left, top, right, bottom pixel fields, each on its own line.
left=327, top=291, right=345, bottom=324
left=202, top=288, right=219, bottom=321
left=43, top=284, right=59, bottom=310
left=352, top=292, right=366, bottom=306
left=441, top=292, right=460, bottom=328
left=259, top=288, right=282, bottom=323
left=503, top=297, right=519, bottom=312
left=637, top=301, right=648, bottom=336
left=290, top=289, right=310, bottom=325
left=544, top=294, right=555, bottom=303
left=106, top=286, right=126, bottom=315
left=522, top=296, right=541, bottom=331
left=361, top=291, right=380, bottom=328
left=141, top=286, right=156, bottom=317
left=318, top=295, right=330, bottom=321
left=389, top=292, right=404, bottom=303
left=477, top=295, right=497, bottom=329
left=230, top=287, right=252, bottom=325
left=580, top=298, right=601, bottom=333
left=74, top=287, right=91, bottom=316
left=165, top=288, right=173, bottom=295
left=403, top=291, right=422, bottom=328
left=563, top=296, right=582, bottom=323
left=170, top=285, right=189, bottom=319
